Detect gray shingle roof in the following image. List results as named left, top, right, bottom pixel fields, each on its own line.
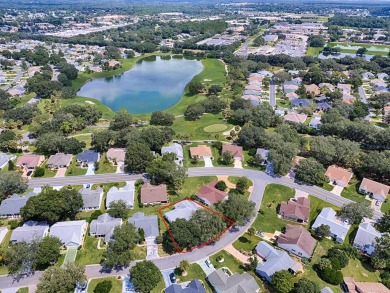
left=0, top=192, right=37, bottom=216
left=80, top=187, right=103, bottom=210
left=207, top=269, right=259, bottom=293
left=311, top=208, right=350, bottom=242
left=128, top=212, right=159, bottom=238
left=165, top=200, right=201, bottom=223
left=161, top=143, right=183, bottom=160
left=10, top=221, right=49, bottom=243
left=353, top=221, right=381, bottom=254
left=106, top=183, right=135, bottom=208
left=165, top=280, right=207, bottom=293
left=50, top=220, right=87, bottom=247
left=90, top=213, right=122, bottom=243
left=0, top=153, right=15, bottom=168
left=77, top=150, right=100, bottom=163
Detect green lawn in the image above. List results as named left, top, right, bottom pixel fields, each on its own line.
left=381, top=200, right=390, bottom=213
left=72, top=133, right=92, bottom=150
left=341, top=178, right=370, bottom=204
left=183, top=144, right=205, bottom=168
left=308, top=195, right=341, bottom=226
left=232, top=232, right=261, bottom=253
left=175, top=263, right=213, bottom=292
left=212, top=146, right=233, bottom=167
left=242, top=151, right=266, bottom=171
left=327, top=42, right=390, bottom=56
left=16, top=288, right=29, bottom=293
left=87, top=277, right=122, bottom=293
left=76, top=235, right=104, bottom=266
left=61, top=97, right=115, bottom=120
left=151, top=280, right=166, bottom=293
left=252, top=184, right=295, bottom=233
left=276, top=99, right=291, bottom=108
left=341, top=257, right=381, bottom=282
left=210, top=250, right=245, bottom=274
left=171, top=114, right=232, bottom=141
left=306, top=47, right=323, bottom=56
left=95, top=153, right=116, bottom=174
left=66, top=157, right=87, bottom=177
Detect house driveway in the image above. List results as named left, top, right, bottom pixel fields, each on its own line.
left=197, top=258, right=215, bottom=276
left=203, top=157, right=213, bottom=167
left=146, top=239, right=159, bottom=260
left=54, top=168, right=67, bottom=178
left=85, top=164, right=95, bottom=176
left=162, top=269, right=175, bottom=287
left=233, top=159, right=243, bottom=168
left=294, top=189, right=309, bottom=199
left=116, top=162, right=124, bottom=173
left=331, top=185, right=344, bottom=196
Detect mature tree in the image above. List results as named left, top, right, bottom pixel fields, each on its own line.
left=328, top=248, right=349, bottom=268
left=215, top=193, right=255, bottom=226
left=5, top=241, right=39, bottom=277
left=271, top=270, right=295, bottom=293
left=102, top=222, right=140, bottom=269
left=376, top=212, right=390, bottom=233
left=308, top=35, right=325, bottom=47
left=163, top=219, right=201, bottom=252
left=108, top=200, right=128, bottom=219
left=91, top=130, right=116, bottom=152
left=184, top=103, right=204, bottom=120
left=21, top=188, right=83, bottom=224
left=188, top=81, right=204, bottom=94
left=235, top=177, right=251, bottom=194
left=150, top=111, right=175, bottom=126
left=125, top=142, right=154, bottom=173
left=237, top=125, right=265, bottom=149
left=93, top=280, right=112, bottom=293
left=139, top=127, right=174, bottom=152
left=293, top=278, right=320, bottom=293
left=178, top=259, right=190, bottom=275
left=201, top=96, right=227, bottom=114
left=371, top=233, right=390, bottom=270
left=35, top=133, right=85, bottom=155
left=208, top=84, right=223, bottom=95
left=191, top=209, right=228, bottom=243
left=338, top=202, right=374, bottom=224
left=130, top=261, right=162, bottom=293
left=4, top=104, right=41, bottom=125
left=109, top=109, right=133, bottom=131
left=0, top=172, right=28, bottom=201
left=356, top=47, right=367, bottom=56
left=315, top=224, right=331, bottom=239
left=57, top=63, right=78, bottom=80
left=294, top=158, right=328, bottom=185
left=215, top=180, right=227, bottom=191
left=248, top=256, right=258, bottom=271
left=221, top=151, right=233, bottom=165
left=36, top=264, right=86, bottom=293
left=36, top=236, right=62, bottom=270
left=0, top=89, right=17, bottom=110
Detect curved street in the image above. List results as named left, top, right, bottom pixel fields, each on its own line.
left=0, top=167, right=383, bottom=289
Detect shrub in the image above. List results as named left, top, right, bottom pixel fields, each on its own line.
left=328, top=248, right=349, bottom=268
left=156, top=235, right=163, bottom=244
left=380, top=271, right=390, bottom=289
left=212, top=141, right=223, bottom=150
left=215, top=181, right=227, bottom=191
left=329, top=257, right=341, bottom=270
left=8, top=220, right=19, bottom=229
left=33, top=167, right=45, bottom=177
left=90, top=210, right=103, bottom=222
left=93, top=280, right=112, bottom=293
left=319, top=267, right=343, bottom=285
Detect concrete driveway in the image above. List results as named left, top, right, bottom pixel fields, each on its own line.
left=162, top=269, right=175, bottom=287
left=234, top=159, right=242, bottom=168
left=146, top=239, right=159, bottom=260
left=204, top=157, right=213, bottom=167
left=86, top=164, right=95, bottom=176
left=331, top=185, right=344, bottom=196
left=55, top=168, right=67, bottom=178
left=197, top=258, right=215, bottom=276
left=116, top=162, right=124, bottom=173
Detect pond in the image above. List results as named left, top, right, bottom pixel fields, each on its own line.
left=77, top=55, right=203, bottom=114
left=318, top=52, right=374, bottom=61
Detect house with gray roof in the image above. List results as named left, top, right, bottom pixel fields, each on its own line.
left=10, top=221, right=49, bottom=243
left=165, top=200, right=201, bottom=223
left=128, top=212, right=159, bottom=241
left=243, top=89, right=261, bottom=96
left=165, top=280, right=206, bottom=293
left=320, top=287, right=334, bottom=293
left=77, top=150, right=100, bottom=165
left=106, top=183, right=135, bottom=208
left=316, top=102, right=332, bottom=111
left=378, top=73, right=389, bottom=80
left=90, top=213, right=122, bottom=244
left=80, top=187, right=103, bottom=211
left=255, top=241, right=300, bottom=282
left=46, top=153, right=73, bottom=168
left=291, top=98, right=312, bottom=108
left=50, top=220, right=87, bottom=247
left=309, top=117, right=322, bottom=130
left=161, top=143, right=184, bottom=166
left=353, top=219, right=381, bottom=255
left=207, top=268, right=260, bottom=293
left=0, top=192, right=37, bottom=218
left=255, top=148, right=269, bottom=165
left=0, top=153, right=15, bottom=169
left=312, top=208, right=351, bottom=243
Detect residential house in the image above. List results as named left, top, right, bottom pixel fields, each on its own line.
left=77, top=150, right=100, bottom=165
left=325, top=165, right=353, bottom=187
left=0, top=227, right=8, bottom=244
left=315, top=102, right=332, bottom=111
left=359, top=178, right=389, bottom=202
left=10, top=221, right=49, bottom=243
left=242, top=94, right=261, bottom=106
left=283, top=84, right=299, bottom=94
left=165, top=280, right=207, bottom=293
left=353, top=218, right=381, bottom=255
left=0, top=153, right=15, bottom=169
left=286, top=92, right=299, bottom=100
left=304, top=84, right=320, bottom=96
left=309, top=117, right=322, bottom=130
left=140, top=183, right=169, bottom=206
left=208, top=268, right=260, bottom=293
left=128, top=212, right=159, bottom=241
left=243, top=89, right=261, bottom=96
left=165, top=200, right=201, bottom=223
left=257, top=70, right=273, bottom=78
left=106, top=184, right=135, bottom=208
left=264, top=35, right=278, bottom=42
left=342, top=93, right=356, bottom=104
left=279, top=197, right=310, bottom=223
left=195, top=181, right=228, bottom=206
left=255, top=241, right=300, bottom=282
left=50, top=220, right=87, bottom=247
left=377, top=73, right=389, bottom=80
left=315, top=96, right=331, bottom=103
left=90, top=213, right=122, bottom=244
left=221, top=145, right=243, bottom=161
left=277, top=225, right=317, bottom=258
left=16, top=154, right=45, bottom=171
left=312, top=208, right=351, bottom=243
left=284, top=112, right=308, bottom=124
left=0, top=192, right=37, bottom=218
left=291, top=98, right=312, bottom=108
left=245, top=84, right=262, bottom=91
left=321, top=288, right=334, bottom=293
left=106, top=148, right=126, bottom=163
left=161, top=143, right=184, bottom=166
left=319, top=83, right=335, bottom=91
left=189, top=145, right=212, bottom=160
left=342, top=277, right=390, bottom=293
left=362, top=72, right=374, bottom=80
left=255, top=148, right=270, bottom=165
left=337, top=83, right=352, bottom=95
left=46, top=153, right=73, bottom=169
left=80, top=187, right=103, bottom=210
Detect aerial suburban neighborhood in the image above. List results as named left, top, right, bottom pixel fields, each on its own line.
left=0, top=0, right=389, bottom=293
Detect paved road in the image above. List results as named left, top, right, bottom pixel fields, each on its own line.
left=1, top=167, right=382, bottom=289
left=269, top=81, right=276, bottom=108
left=358, top=86, right=368, bottom=104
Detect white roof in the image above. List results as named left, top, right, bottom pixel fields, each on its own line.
left=165, top=200, right=200, bottom=223
left=50, top=220, right=86, bottom=247
left=312, top=208, right=350, bottom=242
left=106, top=183, right=135, bottom=208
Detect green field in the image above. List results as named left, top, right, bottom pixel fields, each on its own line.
left=61, top=97, right=115, bottom=120
left=87, top=277, right=122, bottom=293
left=327, top=42, right=390, bottom=56
left=306, top=47, right=323, bottom=56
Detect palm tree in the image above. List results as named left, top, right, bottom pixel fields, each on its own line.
left=178, top=259, right=190, bottom=276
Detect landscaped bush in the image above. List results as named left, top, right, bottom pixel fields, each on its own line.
left=215, top=180, right=227, bottom=191
left=329, top=257, right=341, bottom=270
left=319, top=267, right=344, bottom=285
left=8, top=220, right=19, bottom=229
left=89, top=210, right=103, bottom=222
left=93, top=280, right=112, bottom=293
left=328, top=248, right=349, bottom=268
left=33, top=167, right=45, bottom=177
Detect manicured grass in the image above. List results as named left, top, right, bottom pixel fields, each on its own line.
left=61, top=96, right=115, bottom=120
left=204, top=124, right=228, bottom=133
left=164, top=58, right=227, bottom=116
left=242, top=151, right=266, bottom=171
left=341, top=257, right=381, bottom=282
left=171, top=114, right=232, bottom=141
left=87, top=277, right=122, bottom=293
left=95, top=153, right=116, bottom=174
left=151, top=280, right=165, bottom=293
left=175, top=263, right=212, bottom=292
left=16, top=288, right=29, bottom=293
left=381, top=200, right=390, bottom=213
left=232, top=232, right=261, bottom=253
left=66, top=157, right=87, bottom=177
left=252, top=184, right=295, bottom=233
left=72, top=134, right=92, bottom=150
left=76, top=235, right=104, bottom=266
left=322, top=183, right=334, bottom=191
left=15, top=93, right=35, bottom=108
left=327, top=42, right=390, bottom=56
left=276, top=99, right=291, bottom=108
left=306, top=47, right=323, bottom=56
left=212, top=146, right=233, bottom=167
left=341, top=178, right=371, bottom=204
left=210, top=250, right=246, bottom=274
left=308, top=195, right=341, bottom=226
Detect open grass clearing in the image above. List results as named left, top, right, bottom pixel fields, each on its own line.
left=175, top=263, right=213, bottom=292
left=61, top=96, right=115, bottom=120
left=204, top=124, right=228, bottom=133
left=341, top=178, right=371, bottom=204
left=87, top=277, right=122, bottom=293
left=95, top=153, right=116, bottom=174
left=232, top=232, right=261, bottom=253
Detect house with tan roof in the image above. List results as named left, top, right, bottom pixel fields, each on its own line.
left=279, top=197, right=310, bottom=223
left=190, top=145, right=212, bottom=159
left=16, top=154, right=45, bottom=171
left=284, top=84, right=299, bottom=94
left=106, top=148, right=126, bottom=163
left=359, top=178, right=389, bottom=202
left=319, top=83, right=335, bottom=91
left=277, top=225, right=317, bottom=258
left=342, top=277, right=390, bottom=293
left=195, top=181, right=228, bottom=206
left=325, top=165, right=353, bottom=187
left=140, top=183, right=168, bottom=205
left=284, top=112, right=308, bottom=124
left=46, top=153, right=73, bottom=169
left=286, top=92, right=299, bottom=100
left=304, top=84, right=320, bottom=96
left=337, top=83, right=352, bottom=94
left=222, top=145, right=243, bottom=161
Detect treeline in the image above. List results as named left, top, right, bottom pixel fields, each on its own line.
left=328, top=16, right=390, bottom=29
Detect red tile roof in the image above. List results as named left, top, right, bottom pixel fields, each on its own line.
left=279, top=197, right=310, bottom=222
left=190, top=145, right=212, bottom=158
left=140, top=183, right=168, bottom=204
left=277, top=225, right=317, bottom=257
left=196, top=181, right=228, bottom=205
left=222, top=145, right=243, bottom=159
